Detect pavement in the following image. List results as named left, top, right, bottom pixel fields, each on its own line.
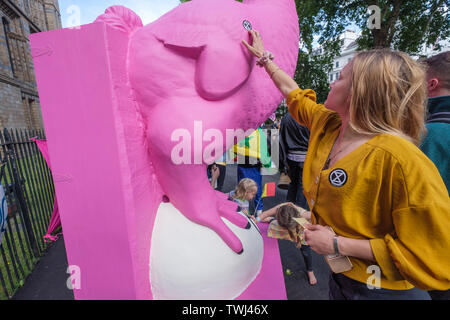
left=12, top=235, right=74, bottom=300
left=12, top=164, right=331, bottom=300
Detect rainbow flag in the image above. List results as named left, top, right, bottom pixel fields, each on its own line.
left=233, top=128, right=271, bottom=168
left=261, top=182, right=276, bottom=198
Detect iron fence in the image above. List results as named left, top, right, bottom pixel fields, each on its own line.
left=0, top=128, right=55, bottom=299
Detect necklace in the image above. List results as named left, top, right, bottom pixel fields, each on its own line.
left=323, top=135, right=355, bottom=170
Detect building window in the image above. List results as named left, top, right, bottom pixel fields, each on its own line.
left=330, top=74, right=333, bottom=82
left=336, top=61, right=339, bottom=68
left=2, top=18, right=32, bottom=82
left=2, top=17, right=15, bottom=75
left=336, top=72, right=339, bottom=80
left=22, top=97, right=33, bottom=130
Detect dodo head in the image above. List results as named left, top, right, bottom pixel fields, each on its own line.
left=96, top=0, right=299, bottom=128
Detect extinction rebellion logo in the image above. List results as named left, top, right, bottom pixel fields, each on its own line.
left=243, top=20, right=252, bottom=31
left=329, top=169, right=348, bottom=187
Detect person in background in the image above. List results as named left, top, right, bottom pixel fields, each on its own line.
left=235, top=128, right=270, bottom=217
left=207, top=152, right=228, bottom=192
left=255, top=202, right=318, bottom=285
left=279, top=113, right=310, bottom=210
left=421, top=51, right=450, bottom=194
left=421, top=51, right=450, bottom=300
left=228, top=178, right=258, bottom=217
left=210, top=164, right=221, bottom=189
left=237, top=160, right=262, bottom=216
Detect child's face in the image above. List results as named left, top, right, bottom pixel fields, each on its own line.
left=245, top=188, right=257, bottom=201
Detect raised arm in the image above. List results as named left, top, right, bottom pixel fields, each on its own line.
left=243, top=30, right=329, bottom=131
left=256, top=202, right=286, bottom=222
left=242, top=30, right=299, bottom=98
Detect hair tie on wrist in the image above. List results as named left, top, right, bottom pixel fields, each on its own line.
left=256, top=216, right=261, bottom=222
left=257, top=51, right=274, bottom=67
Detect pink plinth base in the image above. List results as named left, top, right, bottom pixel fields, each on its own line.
left=237, top=223, right=287, bottom=300
left=30, top=22, right=159, bottom=300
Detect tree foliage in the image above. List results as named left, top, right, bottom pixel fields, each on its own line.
left=318, top=0, right=450, bottom=54
left=294, top=0, right=343, bottom=104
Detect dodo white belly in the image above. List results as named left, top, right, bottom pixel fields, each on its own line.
left=150, top=203, right=264, bottom=300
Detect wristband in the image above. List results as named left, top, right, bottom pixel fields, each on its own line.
left=333, top=236, right=340, bottom=255
left=256, top=216, right=261, bottom=222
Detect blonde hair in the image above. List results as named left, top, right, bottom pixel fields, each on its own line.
left=349, top=49, right=427, bottom=145
left=233, top=178, right=258, bottom=200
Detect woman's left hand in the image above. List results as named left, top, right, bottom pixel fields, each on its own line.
left=304, top=224, right=335, bottom=255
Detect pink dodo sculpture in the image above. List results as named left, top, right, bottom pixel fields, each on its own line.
left=95, top=0, right=299, bottom=254
left=29, top=0, right=299, bottom=299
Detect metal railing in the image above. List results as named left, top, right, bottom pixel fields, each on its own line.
left=0, top=128, right=55, bottom=299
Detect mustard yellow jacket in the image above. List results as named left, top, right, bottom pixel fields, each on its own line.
left=288, top=88, right=450, bottom=291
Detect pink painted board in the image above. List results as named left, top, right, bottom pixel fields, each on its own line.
left=237, top=223, right=287, bottom=300
left=30, top=23, right=159, bottom=300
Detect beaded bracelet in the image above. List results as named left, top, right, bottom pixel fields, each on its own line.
left=257, top=51, right=274, bottom=67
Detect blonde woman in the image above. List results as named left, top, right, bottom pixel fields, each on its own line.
left=243, top=30, right=450, bottom=299
left=228, top=178, right=258, bottom=217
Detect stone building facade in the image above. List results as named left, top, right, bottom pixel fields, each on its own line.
left=0, top=0, right=61, bottom=130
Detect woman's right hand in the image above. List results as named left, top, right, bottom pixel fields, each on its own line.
left=242, top=30, right=265, bottom=59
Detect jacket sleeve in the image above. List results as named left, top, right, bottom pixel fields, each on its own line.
left=286, top=88, right=334, bottom=131
left=370, top=159, right=450, bottom=291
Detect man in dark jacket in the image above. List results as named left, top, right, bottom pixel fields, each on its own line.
left=279, top=113, right=310, bottom=210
